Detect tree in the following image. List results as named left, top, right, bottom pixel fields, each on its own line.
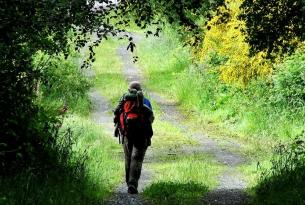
left=240, top=0, right=305, bottom=55
left=147, top=0, right=224, bottom=47
left=0, top=0, right=139, bottom=173
left=0, top=0, right=221, bottom=173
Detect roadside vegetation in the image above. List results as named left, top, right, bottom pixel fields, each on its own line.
left=0, top=47, right=123, bottom=205
left=136, top=0, right=305, bottom=204
left=2, top=0, right=305, bottom=204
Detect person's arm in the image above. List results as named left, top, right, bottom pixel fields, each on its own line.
left=143, top=98, right=154, bottom=123
left=144, top=98, right=153, bottom=110
left=114, top=94, right=125, bottom=116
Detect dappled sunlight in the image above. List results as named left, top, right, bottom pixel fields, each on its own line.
left=3, top=1, right=305, bottom=205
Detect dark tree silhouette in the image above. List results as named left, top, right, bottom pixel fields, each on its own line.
left=241, top=0, right=305, bottom=55
left=0, top=0, right=222, bottom=174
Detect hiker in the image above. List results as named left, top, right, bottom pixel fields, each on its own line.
left=113, top=81, right=154, bottom=194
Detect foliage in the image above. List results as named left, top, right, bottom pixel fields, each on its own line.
left=0, top=116, right=123, bottom=205
left=144, top=181, right=208, bottom=205
left=146, top=0, right=225, bottom=47
left=271, top=49, right=305, bottom=109
left=0, top=0, right=163, bottom=172
left=241, top=0, right=305, bottom=55
left=33, top=51, right=91, bottom=115
left=1, top=0, right=110, bottom=172
left=0, top=0, right=228, bottom=173
left=137, top=25, right=305, bottom=156
left=199, top=0, right=272, bottom=85
left=253, top=131, right=305, bottom=205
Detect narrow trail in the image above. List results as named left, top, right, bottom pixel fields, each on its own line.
left=84, top=34, right=152, bottom=205
left=88, top=77, right=152, bottom=205
left=117, top=34, right=249, bottom=205
left=88, top=33, right=249, bottom=204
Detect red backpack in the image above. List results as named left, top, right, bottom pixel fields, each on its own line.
left=119, top=89, right=144, bottom=135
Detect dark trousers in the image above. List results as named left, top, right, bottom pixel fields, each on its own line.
left=123, top=136, right=147, bottom=189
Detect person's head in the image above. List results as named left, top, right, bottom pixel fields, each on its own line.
left=128, top=81, right=142, bottom=91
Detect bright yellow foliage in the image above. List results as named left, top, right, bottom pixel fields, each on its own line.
left=199, top=0, right=272, bottom=85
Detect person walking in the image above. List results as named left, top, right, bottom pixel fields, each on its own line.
left=113, top=81, right=154, bottom=194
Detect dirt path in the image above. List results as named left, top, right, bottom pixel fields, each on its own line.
left=88, top=33, right=249, bottom=204
left=117, top=34, right=249, bottom=205
left=83, top=33, right=152, bottom=205
left=87, top=79, right=152, bottom=205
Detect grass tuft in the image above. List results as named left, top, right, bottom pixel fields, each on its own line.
left=143, top=181, right=208, bottom=205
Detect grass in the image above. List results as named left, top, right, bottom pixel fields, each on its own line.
left=137, top=27, right=190, bottom=98
left=6, top=21, right=300, bottom=205
left=93, top=36, right=223, bottom=204
left=135, top=25, right=305, bottom=205
left=144, top=181, right=209, bottom=205
left=143, top=154, right=222, bottom=205
left=143, top=101, right=222, bottom=204
left=93, top=38, right=128, bottom=106
left=136, top=25, right=305, bottom=176
left=0, top=116, right=123, bottom=205
left=249, top=134, right=305, bottom=205
left=0, top=39, right=127, bottom=205
left=62, top=115, right=124, bottom=198
left=137, top=25, right=305, bottom=141
left=90, top=31, right=305, bottom=205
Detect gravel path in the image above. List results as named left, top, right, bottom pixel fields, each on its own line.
left=88, top=79, right=152, bottom=205
left=88, top=32, right=249, bottom=204
left=84, top=33, right=153, bottom=205
left=117, top=33, right=249, bottom=205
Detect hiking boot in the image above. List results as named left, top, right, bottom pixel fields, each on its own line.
left=127, top=185, right=138, bottom=194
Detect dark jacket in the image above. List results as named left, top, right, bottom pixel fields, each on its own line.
left=114, top=93, right=154, bottom=145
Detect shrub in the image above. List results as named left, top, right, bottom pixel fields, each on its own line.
left=0, top=116, right=123, bottom=205
left=254, top=131, right=305, bottom=205
left=199, top=0, right=272, bottom=85
left=271, top=49, right=305, bottom=109
left=241, top=0, right=305, bottom=55
left=33, top=51, right=91, bottom=115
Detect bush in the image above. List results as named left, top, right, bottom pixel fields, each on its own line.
left=241, top=0, right=305, bottom=55
left=271, top=50, right=305, bottom=109
left=0, top=47, right=92, bottom=174
left=0, top=116, right=123, bottom=205
left=199, top=0, right=272, bottom=85
left=254, top=131, right=305, bottom=205
left=138, top=24, right=305, bottom=139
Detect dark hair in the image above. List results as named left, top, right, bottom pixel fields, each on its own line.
left=128, top=81, right=142, bottom=91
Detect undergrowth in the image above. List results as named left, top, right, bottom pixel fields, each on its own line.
left=137, top=25, right=305, bottom=151
left=252, top=131, right=305, bottom=205
left=137, top=24, right=305, bottom=202
left=0, top=40, right=123, bottom=204
left=0, top=116, right=123, bottom=205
